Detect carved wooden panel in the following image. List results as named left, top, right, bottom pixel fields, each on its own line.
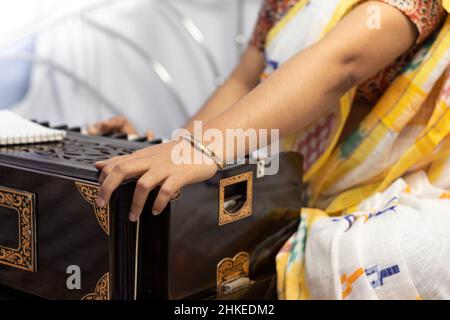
left=75, top=182, right=110, bottom=235
left=0, top=135, right=139, bottom=166
left=81, top=273, right=110, bottom=300
left=0, top=187, right=36, bottom=272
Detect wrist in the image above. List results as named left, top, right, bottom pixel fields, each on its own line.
left=180, top=135, right=225, bottom=171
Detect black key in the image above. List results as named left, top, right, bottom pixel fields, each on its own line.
left=38, top=121, right=50, bottom=127
left=133, top=136, right=148, bottom=142
left=148, top=138, right=162, bottom=145
left=52, top=125, right=68, bottom=130
left=68, top=127, right=82, bottom=133
left=101, top=132, right=114, bottom=137
left=129, top=137, right=162, bottom=144
left=111, top=133, right=128, bottom=140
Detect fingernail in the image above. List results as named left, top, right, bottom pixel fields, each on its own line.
left=129, top=213, right=138, bottom=222
left=152, top=210, right=160, bottom=216
left=97, top=197, right=106, bottom=208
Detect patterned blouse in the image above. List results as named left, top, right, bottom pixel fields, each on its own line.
left=250, top=0, right=447, bottom=104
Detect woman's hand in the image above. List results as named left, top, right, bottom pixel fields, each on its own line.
left=88, top=115, right=155, bottom=140
left=95, top=140, right=218, bottom=222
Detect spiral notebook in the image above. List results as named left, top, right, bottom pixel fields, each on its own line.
left=0, top=110, right=66, bottom=146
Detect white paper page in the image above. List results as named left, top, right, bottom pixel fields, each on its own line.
left=0, top=110, right=66, bottom=145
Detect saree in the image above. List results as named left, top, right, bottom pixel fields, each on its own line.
left=266, top=0, right=450, bottom=299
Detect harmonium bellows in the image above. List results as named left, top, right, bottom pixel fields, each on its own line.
left=0, top=125, right=303, bottom=300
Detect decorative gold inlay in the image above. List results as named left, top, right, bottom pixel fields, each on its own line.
left=0, top=187, right=36, bottom=272
left=75, top=182, right=109, bottom=235
left=81, top=273, right=110, bottom=300
left=217, top=252, right=250, bottom=297
left=218, top=172, right=253, bottom=226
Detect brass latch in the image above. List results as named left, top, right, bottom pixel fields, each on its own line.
left=219, top=172, right=253, bottom=226
left=217, top=252, right=253, bottom=297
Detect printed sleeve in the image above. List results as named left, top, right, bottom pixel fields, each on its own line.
left=378, top=0, right=446, bottom=43
left=249, top=0, right=279, bottom=52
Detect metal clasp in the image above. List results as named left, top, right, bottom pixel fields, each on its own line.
left=217, top=252, right=253, bottom=297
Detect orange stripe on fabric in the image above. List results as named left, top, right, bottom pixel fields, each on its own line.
left=341, top=268, right=365, bottom=299
left=440, top=191, right=450, bottom=199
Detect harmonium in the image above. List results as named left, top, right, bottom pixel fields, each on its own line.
left=0, top=123, right=303, bottom=300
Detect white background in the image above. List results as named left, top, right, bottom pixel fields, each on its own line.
left=0, top=0, right=263, bottom=138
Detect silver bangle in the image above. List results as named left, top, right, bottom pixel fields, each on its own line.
left=181, top=135, right=225, bottom=171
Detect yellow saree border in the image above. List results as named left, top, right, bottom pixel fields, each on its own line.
left=275, top=0, right=450, bottom=301
left=270, top=0, right=361, bottom=181
left=264, top=0, right=450, bottom=212
left=267, top=0, right=362, bottom=46
left=321, top=0, right=362, bottom=34
left=444, top=0, right=450, bottom=12
left=313, top=17, right=450, bottom=208
left=266, top=0, right=310, bottom=47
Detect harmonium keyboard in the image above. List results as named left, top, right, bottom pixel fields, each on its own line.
left=0, top=122, right=303, bottom=300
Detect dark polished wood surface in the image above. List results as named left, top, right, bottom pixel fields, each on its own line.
left=137, top=152, right=303, bottom=300
left=0, top=165, right=111, bottom=299
left=0, top=132, right=154, bottom=181
left=0, top=132, right=303, bottom=300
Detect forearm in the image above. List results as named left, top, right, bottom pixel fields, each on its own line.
left=96, top=1, right=424, bottom=219
left=203, top=42, right=345, bottom=162
left=184, top=47, right=265, bottom=132
left=202, top=1, right=417, bottom=164
left=184, top=78, right=252, bottom=132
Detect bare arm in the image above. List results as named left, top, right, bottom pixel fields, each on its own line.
left=96, top=1, right=419, bottom=220
left=205, top=1, right=418, bottom=162
left=184, top=46, right=265, bottom=132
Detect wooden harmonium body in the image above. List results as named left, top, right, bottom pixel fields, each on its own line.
left=0, top=129, right=303, bottom=300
